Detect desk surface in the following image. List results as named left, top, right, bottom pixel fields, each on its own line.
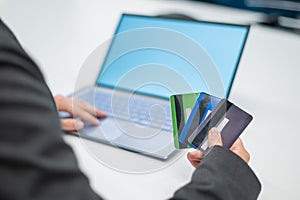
left=1, top=0, right=300, bottom=199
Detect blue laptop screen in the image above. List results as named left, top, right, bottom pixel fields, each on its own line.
left=96, top=14, right=249, bottom=99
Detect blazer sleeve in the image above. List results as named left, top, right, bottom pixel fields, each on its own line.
left=172, top=146, right=261, bottom=200
left=0, top=19, right=102, bottom=200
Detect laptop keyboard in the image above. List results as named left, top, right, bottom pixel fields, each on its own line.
left=79, top=89, right=173, bottom=132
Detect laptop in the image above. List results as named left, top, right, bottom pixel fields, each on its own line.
left=68, top=14, right=249, bottom=159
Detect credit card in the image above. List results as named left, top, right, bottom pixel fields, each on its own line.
left=187, top=99, right=253, bottom=152
left=178, top=93, right=221, bottom=148
left=170, top=92, right=199, bottom=149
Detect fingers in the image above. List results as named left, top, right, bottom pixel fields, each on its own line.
left=76, top=109, right=100, bottom=125
left=72, top=99, right=106, bottom=125
left=187, top=131, right=250, bottom=168
left=54, top=95, right=107, bottom=126
left=230, top=137, right=250, bottom=163
left=61, top=118, right=84, bottom=131
left=187, top=151, right=203, bottom=168
left=95, top=109, right=107, bottom=118
left=187, top=127, right=222, bottom=168
left=230, top=137, right=244, bottom=150
left=54, top=95, right=72, bottom=113
left=75, top=99, right=107, bottom=118
left=208, top=127, right=223, bottom=147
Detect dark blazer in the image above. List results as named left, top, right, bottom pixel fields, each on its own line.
left=0, top=19, right=261, bottom=200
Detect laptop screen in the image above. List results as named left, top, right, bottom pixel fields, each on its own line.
left=96, top=14, right=249, bottom=99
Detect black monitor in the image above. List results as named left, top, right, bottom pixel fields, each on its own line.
left=192, top=0, right=300, bottom=32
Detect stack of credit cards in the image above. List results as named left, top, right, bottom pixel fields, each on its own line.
left=170, top=92, right=253, bottom=152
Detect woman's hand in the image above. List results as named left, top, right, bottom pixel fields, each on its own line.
left=54, top=95, right=107, bottom=131
left=187, top=128, right=250, bottom=168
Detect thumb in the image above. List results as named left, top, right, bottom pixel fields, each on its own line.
left=208, top=127, right=223, bottom=147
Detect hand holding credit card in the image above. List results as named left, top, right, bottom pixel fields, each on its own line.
left=170, top=92, right=253, bottom=152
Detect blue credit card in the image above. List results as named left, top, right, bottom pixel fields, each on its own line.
left=179, top=92, right=221, bottom=146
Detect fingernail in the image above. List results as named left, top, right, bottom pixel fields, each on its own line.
left=209, top=127, right=220, bottom=144
left=210, top=128, right=219, bottom=137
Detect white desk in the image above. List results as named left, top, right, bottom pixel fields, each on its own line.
left=1, top=0, right=299, bottom=199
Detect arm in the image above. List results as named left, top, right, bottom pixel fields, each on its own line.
left=0, top=19, right=102, bottom=200
left=172, top=129, right=261, bottom=200
left=172, top=147, right=261, bottom=200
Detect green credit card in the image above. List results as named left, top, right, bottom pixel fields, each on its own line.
left=170, top=92, right=199, bottom=149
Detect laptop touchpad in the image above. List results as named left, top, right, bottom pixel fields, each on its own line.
left=80, top=117, right=123, bottom=141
